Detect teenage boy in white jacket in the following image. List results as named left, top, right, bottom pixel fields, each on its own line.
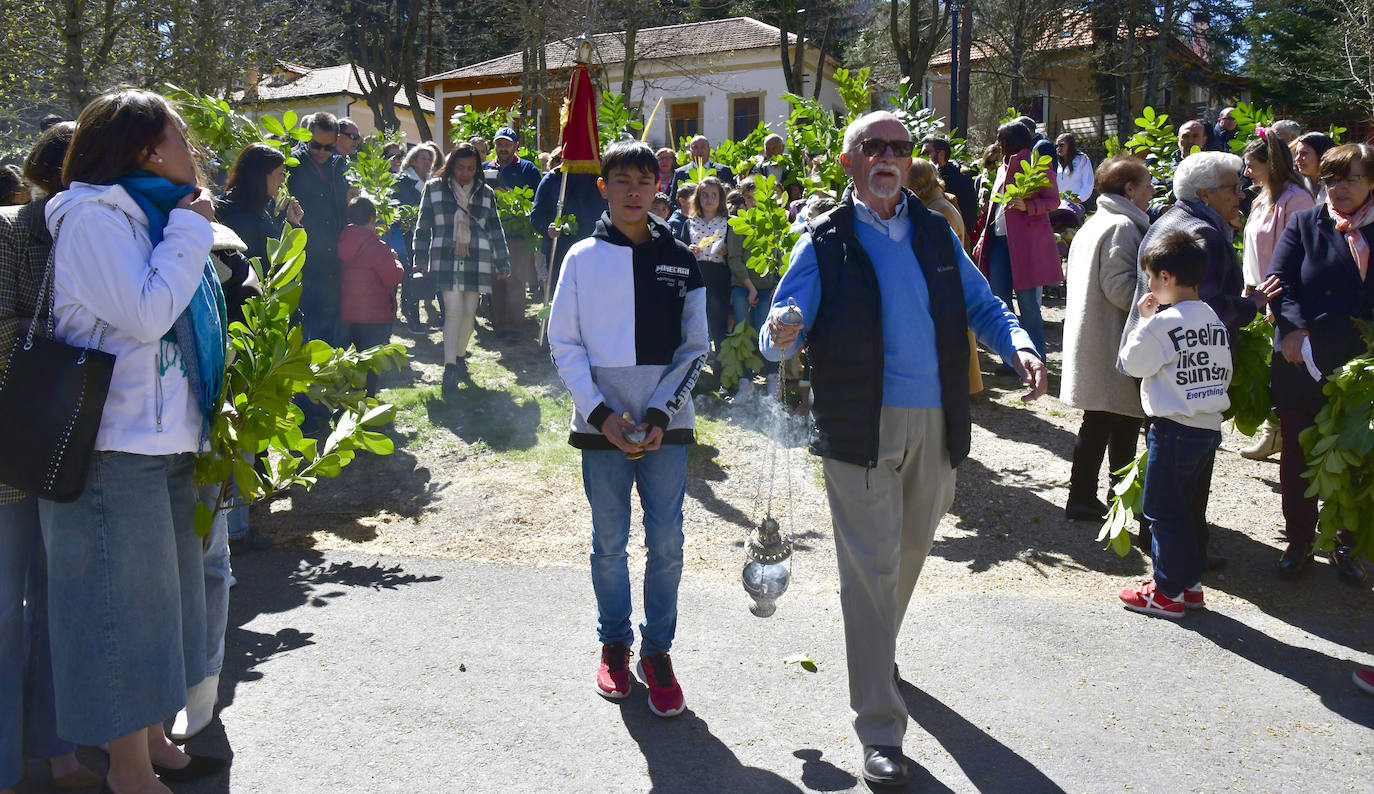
left=548, top=141, right=709, bottom=719
left=1117, top=230, right=1234, bottom=619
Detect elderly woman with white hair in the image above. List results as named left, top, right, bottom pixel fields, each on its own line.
left=1118, top=151, right=1284, bottom=569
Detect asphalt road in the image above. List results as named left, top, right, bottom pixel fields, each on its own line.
left=22, top=548, right=1374, bottom=793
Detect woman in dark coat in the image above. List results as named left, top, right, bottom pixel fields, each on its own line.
left=216, top=143, right=303, bottom=265
left=1267, top=143, right=1374, bottom=586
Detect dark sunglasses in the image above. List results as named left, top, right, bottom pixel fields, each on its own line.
left=342, top=132, right=361, bottom=141
left=308, top=140, right=332, bottom=151
left=857, top=138, right=915, bottom=158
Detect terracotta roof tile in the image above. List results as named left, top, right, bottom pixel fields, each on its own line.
left=421, top=16, right=794, bottom=83
left=251, top=63, right=435, bottom=112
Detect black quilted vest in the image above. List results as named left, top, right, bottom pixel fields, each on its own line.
left=805, top=189, right=972, bottom=467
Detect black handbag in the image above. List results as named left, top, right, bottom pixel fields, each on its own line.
left=0, top=249, right=115, bottom=502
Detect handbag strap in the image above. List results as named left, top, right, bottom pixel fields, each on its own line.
left=25, top=212, right=114, bottom=358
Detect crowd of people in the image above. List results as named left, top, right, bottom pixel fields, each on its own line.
left=2, top=88, right=1372, bottom=793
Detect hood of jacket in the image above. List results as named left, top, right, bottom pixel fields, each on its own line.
left=590, top=211, right=680, bottom=253
left=1094, top=193, right=1151, bottom=234
left=45, top=181, right=148, bottom=237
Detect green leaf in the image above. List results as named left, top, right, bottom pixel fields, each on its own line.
left=194, top=501, right=215, bottom=539
left=783, top=654, right=818, bottom=672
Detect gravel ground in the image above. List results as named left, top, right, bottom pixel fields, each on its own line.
left=259, top=303, right=1372, bottom=624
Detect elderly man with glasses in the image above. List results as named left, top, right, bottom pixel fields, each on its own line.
left=760, top=110, right=1047, bottom=786
left=1118, top=151, right=1284, bottom=570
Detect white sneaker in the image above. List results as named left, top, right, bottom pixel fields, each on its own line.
left=170, top=673, right=220, bottom=741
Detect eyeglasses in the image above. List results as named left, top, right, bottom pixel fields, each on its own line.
left=857, top=138, right=915, bottom=158
left=1213, top=181, right=1243, bottom=195
left=308, top=140, right=332, bottom=151
left=1320, top=174, right=1368, bottom=188
left=342, top=132, right=361, bottom=142
left=741, top=183, right=757, bottom=192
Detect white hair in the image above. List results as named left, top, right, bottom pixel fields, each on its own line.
left=842, top=111, right=906, bottom=154
left=1271, top=119, right=1303, bottom=143
left=1173, top=151, right=1243, bottom=201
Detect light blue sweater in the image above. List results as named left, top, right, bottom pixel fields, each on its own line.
left=761, top=198, right=1035, bottom=408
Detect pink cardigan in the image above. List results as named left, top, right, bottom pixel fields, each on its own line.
left=974, top=150, right=1064, bottom=290
left=1242, top=182, right=1316, bottom=287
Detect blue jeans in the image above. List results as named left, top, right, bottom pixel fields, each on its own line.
left=730, top=286, right=778, bottom=377
left=201, top=484, right=232, bottom=679
left=1142, top=419, right=1221, bottom=598
left=38, top=452, right=206, bottom=745
left=987, top=234, right=1046, bottom=361
left=0, top=497, right=71, bottom=789
left=299, top=263, right=348, bottom=348
left=582, top=446, right=688, bottom=656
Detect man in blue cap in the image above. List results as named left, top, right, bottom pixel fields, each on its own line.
left=486, top=126, right=543, bottom=339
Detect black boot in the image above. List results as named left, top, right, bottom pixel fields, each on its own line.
left=861, top=745, right=908, bottom=786
left=441, top=362, right=461, bottom=395
left=1275, top=541, right=1314, bottom=579
left=1332, top=545, right=1369, bottom=588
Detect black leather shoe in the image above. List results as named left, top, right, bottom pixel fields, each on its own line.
left=1202, top=554, right=1228, bottom=572
left=1275, top=542, right=1314, bottom=579
left=862, top=745, right=908, bottom=786
left=153, top=755, right=228, bottom=783
left=1065, top=498, right=1108, bottom=522
left=1332, top=545, right=1369, bottom=588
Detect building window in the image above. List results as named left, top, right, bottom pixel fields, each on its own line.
left=1018, top=90, right=1049, bottom=125
left=732, top=95, right=762, bottom=140
left=670, top=101, right=701, bottom=147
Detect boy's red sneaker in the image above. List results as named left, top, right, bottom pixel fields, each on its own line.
left=1355, top=668, right=1374, bottom=695
left=1118, top=580, right=1186, bottom=619
left=636, top=652, right=685, bottom=717
left=597, top=642, right=632, bottom=699
left=1184, top=583, right=1205, bottom=610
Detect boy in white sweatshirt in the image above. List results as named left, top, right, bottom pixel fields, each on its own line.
left=549, top=141, right=709, bottom=718
left=1117, top=230, right=1234, bottom=618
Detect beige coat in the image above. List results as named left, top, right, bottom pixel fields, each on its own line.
left=1059, top=193, right=1148, bottom=417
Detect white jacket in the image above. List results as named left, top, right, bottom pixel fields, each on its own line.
left=45, top=182, right=213, bottom=455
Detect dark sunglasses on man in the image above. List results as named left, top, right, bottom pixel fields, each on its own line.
left=308, top=140, right=332, bottom=151
left=857, top=138, right=915, bottom=158
left=341, top=131, right=361, bottom=142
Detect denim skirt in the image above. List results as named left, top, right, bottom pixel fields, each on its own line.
left=38, top=451, right=206, bottom=745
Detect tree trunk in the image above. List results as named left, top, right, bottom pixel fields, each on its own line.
left=812, top=14, right=834, bottom=100
left=620, top=26, right=637, bottom=100
left=778, top=7, right=798, bottom=94
left=955, top=2, right=971, bottom=133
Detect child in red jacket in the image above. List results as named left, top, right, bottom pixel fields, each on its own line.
left=339, top=197, right=404, bottom=395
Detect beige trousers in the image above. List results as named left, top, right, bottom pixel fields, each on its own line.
left=822, top=405, right=957, bottom=747
left=442, top=289, right=481, bottom=362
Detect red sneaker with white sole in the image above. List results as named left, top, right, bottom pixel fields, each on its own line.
left=597, top=642, right=632, bottom=699
left=1183, top=584, right=1205, bottom=610
left=636, top=652, right=685, bottom=717
left=1118, top=580, right=1186, bottom=619
left=1355, top=668, right=1374, bottom=695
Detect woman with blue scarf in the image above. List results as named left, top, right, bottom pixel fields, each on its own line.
left=40, top=89, right=227, bottom=794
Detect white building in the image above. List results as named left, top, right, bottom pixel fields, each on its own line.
left=420, top=17, right=844, bottom=151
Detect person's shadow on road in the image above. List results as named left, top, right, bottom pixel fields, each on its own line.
left=1176, top=608, right=1374, bottom=728
left=898, top=681, right=1066, bottom=794
left=617, top=695, right=801, bottom=792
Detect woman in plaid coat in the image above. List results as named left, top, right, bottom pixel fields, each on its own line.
left=413, top=143, right=509, bottom=391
